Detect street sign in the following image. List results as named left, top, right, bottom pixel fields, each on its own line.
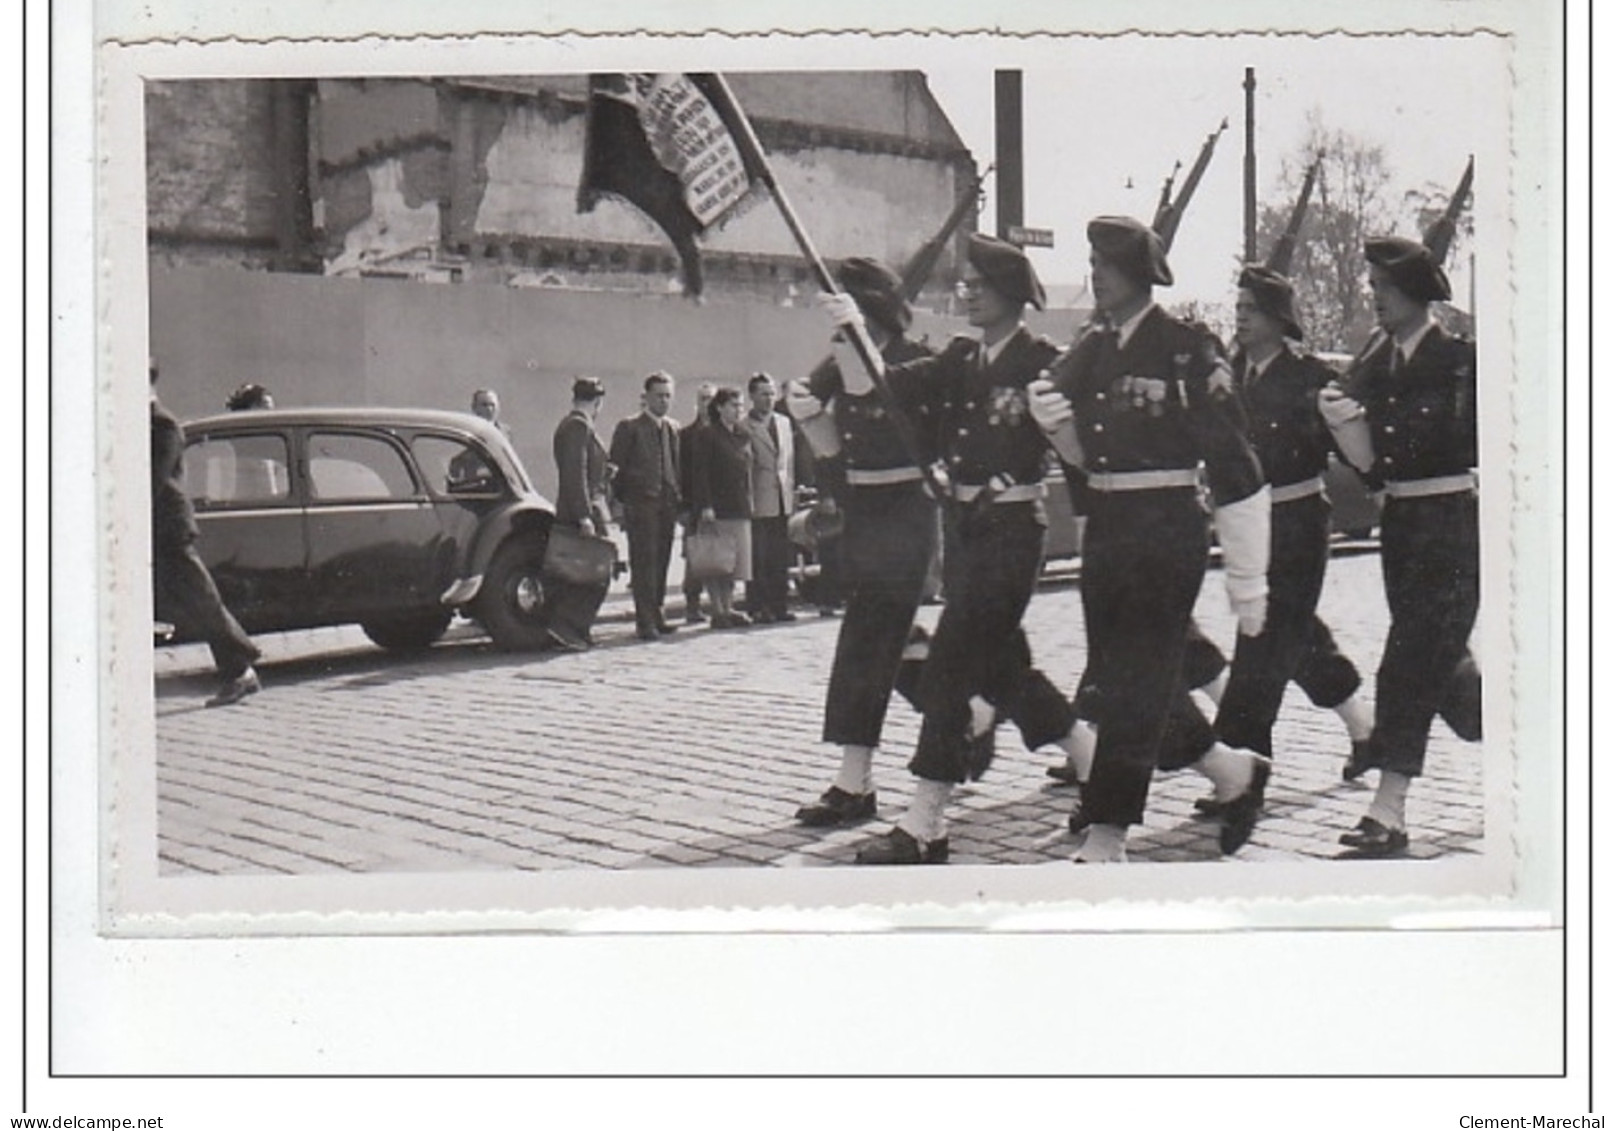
left=1006, top=225, right=1055, bottom=248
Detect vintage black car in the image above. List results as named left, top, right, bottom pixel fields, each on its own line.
left=175, top=407, right=560, bottom=651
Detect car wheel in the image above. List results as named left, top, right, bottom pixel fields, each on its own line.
left=360, top=609, right=453, bottom=652
left=476, top=535, right=552, bottom=650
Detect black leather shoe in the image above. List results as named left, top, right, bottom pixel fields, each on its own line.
left=1068, top=799, right=1093, bottom=835
left=1192, top=794, right=1228, bottom=817
left=775, top=610, right=798, bottom=622
left=964, top=727, right=997, bottom=782
left=1342, top=740, right=1375, bottom=782
left=795, top=786, right=877, bottom=828
left=1339, top=817, right=1410, bottom=856
left=636, top=624, right=659, bottom=641
left=206, top=667, right=261, bottom=708
left=854, top=826, right=948, bottom=865
left=1218, top=758, right=1270, bottom=855
left=1045, top=762, right=1079, bottom=786
left=546, top=628, right=590, bottom=652
left=656, top=620, right=678, bottom=635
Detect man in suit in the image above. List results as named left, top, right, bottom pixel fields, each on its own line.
left=743, top=372, right=805, bottom=624
left=610, top=372, right=683, bottom=641
left=1320, top=236, right=1481, bottom=856
left=1030, top=216, right=1271, bottom=862
left=150, top=362, right=262, bottom=707
left=549, top=377, right=612, bottom=650
left=816, top=234, right=1094, bottom=865
left=678, top=382, right=717, bottom=623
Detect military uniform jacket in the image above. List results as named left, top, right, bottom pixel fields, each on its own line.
left=807, top=335, right=937, bottom=483
left=1348, top=324, right=1477, bottom=489
left=1050, top=305, right=1263, bottom=506
left=552, top=410, right=610, bottom=527
left=1233, top=346, right=1337, bottom=489
left=875, top=326, right=1061, bottom=490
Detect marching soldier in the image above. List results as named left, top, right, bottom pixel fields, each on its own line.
left=1190, top=265, right=1375, bottom=814
left=787, top=258, right=940, bottom=828
left=1319, top=236, right=1480, bottom=856
left=816, top=233, right=1091, bottom=865
left=1030, top=216, right=1272, bottom=862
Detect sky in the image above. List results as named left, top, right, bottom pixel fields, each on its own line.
left=921, top=33, right=1507, bottom=308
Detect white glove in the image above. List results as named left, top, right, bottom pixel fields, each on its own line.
left=1213, top=486, right=1270, bottom=637
left=783, top=379, right=823, bottom=421
left=1318, top=385, right=1375, bottom=472
left=1027, top=377, right=1085, bottom=467
left=1232, top=594, right=1268, bottom=638
left=818, top=291, right=864, bottom=330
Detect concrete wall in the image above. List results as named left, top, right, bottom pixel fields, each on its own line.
left=149, top=266, right=1085, bottom=501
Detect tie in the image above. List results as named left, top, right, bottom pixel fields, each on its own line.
left=659, top=421, right=677, bottom=495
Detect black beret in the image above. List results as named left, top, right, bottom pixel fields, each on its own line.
left=1364, top=236, right=1452, bottom=303
left=1087, top=215, right=1173, bottom=287
left=572, top=376, right=606, bottom=401
left=966, top=233, right=1046, bottom=310
left=835, top=257, right=913, bottom=337
left=1236, top=264, right=1304, bottom=341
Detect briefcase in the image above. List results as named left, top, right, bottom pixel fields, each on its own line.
left=543, top=525, right=618, bottom=587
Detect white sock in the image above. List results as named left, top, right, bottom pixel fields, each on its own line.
left=1074, top=823, right=1128, bottom=863
left=967, top=695, right=995, bottom=738
left=1335, top=696, right=1374, bottom=742
left=1194, top=741, right=1259, bottom=802
left=1054, top=720, right=1097, bottom=782
left=1366, top=771, right=1411, bottom=831
left=831, top=745, right=875, bottom=796
left=897, top=779, right=953, bottom=843
left=1198, top=669, right=1229, bottom=706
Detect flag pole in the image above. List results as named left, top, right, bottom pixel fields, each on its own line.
left=707, top=73, right=947, bottom=501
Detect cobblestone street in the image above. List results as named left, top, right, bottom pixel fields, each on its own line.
left=153, top=551, right=1483, bottom=875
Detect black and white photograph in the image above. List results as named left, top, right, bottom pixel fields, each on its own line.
left=42, top=0, right=1575, bottom=1099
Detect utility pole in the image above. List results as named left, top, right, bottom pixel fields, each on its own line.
left=994, top=70, right=1024, bottom=241
left=1243, top=67, right=1258, bottom=264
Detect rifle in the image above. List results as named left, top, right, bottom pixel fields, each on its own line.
left=1150, top=161, right=1182, bottom=234
left=900, top=165, right=993, bottom=300
left=1423, top=155, right=1473, bottom=265
left=1266, top=155, right=1323, bottom=275
left=1155, top=119, right=1229, bottom=252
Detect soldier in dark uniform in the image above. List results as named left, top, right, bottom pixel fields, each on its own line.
left=786, top=257, right=939, bottom=828
left=1030, top=216, right=1271, bottom=862
left=1319, top=236, right=1480, bottom=856
left=1189, top=265, right=1375, bottom=814
left=817, top=234, right=1091, bottom=865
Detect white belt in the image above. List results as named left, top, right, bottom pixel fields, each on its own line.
left=845, top=466, right=925, bottom=486
left=1270, top=475, right=1326, bottom=505
left=1085, top=468, right=1200, bottom=493
left=952, top=481, right=1047, bottom=504
left=1383, top=473, right=1477, bottom=499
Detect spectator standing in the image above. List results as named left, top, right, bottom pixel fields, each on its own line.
left=226, top=383, right=274, bottom=411
left=470, top=388, right=510, bottom=436
left=742, top=373, right=806, bottom=624
left=610, top=371, right=682, bottom=641
left=687, top=387, right=754, bottom=629
left=151, top=363, right=262, bottom=707
left=548, top=377, right=612, bottom=651
left=678, top=382, right=718, bottom=623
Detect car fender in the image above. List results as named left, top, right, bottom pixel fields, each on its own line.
left=464, top=500, right=555, bottom=591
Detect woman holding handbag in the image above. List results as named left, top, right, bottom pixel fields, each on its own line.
left=687, top=386, right=754, bottom=629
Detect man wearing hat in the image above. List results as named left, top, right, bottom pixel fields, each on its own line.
left=549, top=376, right=613, bottom=650
left=787, top=257, right=941, bottom=829
left=816, top=233, right=1093, bottom=865
left=1187, top=265, right=1374, bottom=817
left=1029, top=215, right=1271, bottom=862
left=1318, top=236, right=1480, bottom=856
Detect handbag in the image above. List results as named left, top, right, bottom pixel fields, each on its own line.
left=684, top=522, right=734, bottom=582
left=543, top=524, right=618, bottom=587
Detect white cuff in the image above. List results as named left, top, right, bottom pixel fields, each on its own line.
left=1214, top=486, right=1270, bottom=602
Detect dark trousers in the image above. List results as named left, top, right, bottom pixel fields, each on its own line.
left=1366, top=492, right=1481, bottom=777
left=910, top=503, right=1072, bottom=783
left=1079, top=489, right=1211, bottom=827
left=153, top=543, right=260, bottom=679
left=1075, top=620, right=1227, bottom=724
left=1215, top=494, right=1363, bottom=757
left=623, top=498, right=677, bottom=630
left=822, top=484, right=935, bottom=747
left=746, top=514, right=792, bottom=617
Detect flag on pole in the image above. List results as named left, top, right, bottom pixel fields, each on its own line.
left=577, top=73, right=767, bottom=295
